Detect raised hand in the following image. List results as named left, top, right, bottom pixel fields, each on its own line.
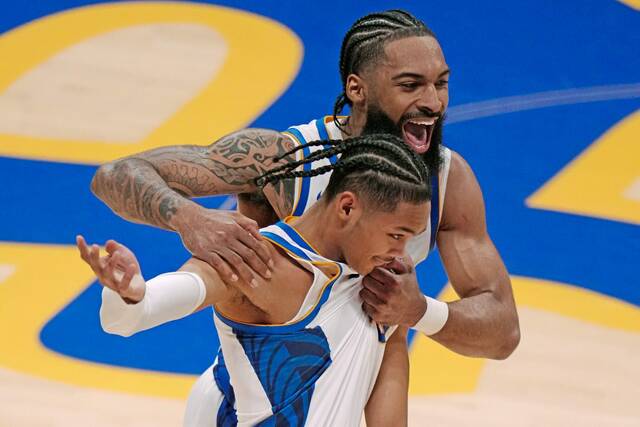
left=76, top=235, right=145, bottom=303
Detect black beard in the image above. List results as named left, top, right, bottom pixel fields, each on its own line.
left=361, top=104, right=444, bottom=173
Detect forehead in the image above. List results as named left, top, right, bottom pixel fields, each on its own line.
left=378, top=36, right=447, bottom=75
left=371, top=201, right=429, bottom=232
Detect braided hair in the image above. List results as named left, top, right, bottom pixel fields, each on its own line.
left=334, top=10, right=436, bottom=131
left=255, top=133, right=431, bottom=212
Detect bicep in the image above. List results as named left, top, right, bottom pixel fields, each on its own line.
left=437, top=152, right=511, bottom=300
left=364, top=327, right=409, bottom=427
left=133, top=129, right=294, bottom=197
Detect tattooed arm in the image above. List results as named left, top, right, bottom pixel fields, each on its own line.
left=91, top=128, right=298, bottom=286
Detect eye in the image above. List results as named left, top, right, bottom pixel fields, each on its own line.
left=435, top=80, right=449, bottom=89
left=389, top=234, right=403, bottom=241
left=399, top=82, right=418, bottom=91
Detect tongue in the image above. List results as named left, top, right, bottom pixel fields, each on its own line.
left=403, top=122, right=428, bottom=153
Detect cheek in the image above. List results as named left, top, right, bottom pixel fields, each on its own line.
left=375, top=90, right=409, bottom=120
left=440, top=88, right=449, bottom=109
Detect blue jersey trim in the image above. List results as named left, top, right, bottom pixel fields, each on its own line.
left=213, top=351, right=238, bottom=426
left=429, top=173, right=440, bottom=252
left=273, top=221, right=317, bottom=255
left=286, top=127, right=311, bottom=217
left=315, top=118, right=337, bottom=165
left=260, top=231, right=311, bottom=261
left=315, top=118, right=329, bottom=140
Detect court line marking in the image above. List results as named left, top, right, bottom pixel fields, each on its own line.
left=448, top=83, right=640, bottom=124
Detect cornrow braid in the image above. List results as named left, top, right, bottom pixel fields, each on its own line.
left=334, top=10, right=436, bottom=131
left=255, top=133, right=431, bottom=212
left=270, top=133, right=426, bottom=182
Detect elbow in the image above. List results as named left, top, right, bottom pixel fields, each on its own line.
left=100, top=318, right=136, bottom=338
left=492, top=319, right=521, bottom=360
left=91, top=160, right=119, bottom=198
left=91, top=158, right=145, bottom=198
left=99, top=306, right=136, bottom=338
left=100, top=319, right=133, bottom=337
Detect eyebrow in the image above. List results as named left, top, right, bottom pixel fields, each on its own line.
left=397, top=225, right=426, bottom=235
left=391, top=68, right=451, bottom=81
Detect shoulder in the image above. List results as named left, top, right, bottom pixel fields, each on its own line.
left=440, top=149, right=486, bottom=232
left=210, top=128, right=295, bottom=152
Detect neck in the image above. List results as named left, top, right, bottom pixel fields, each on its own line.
left=342, top=108, right=366, bottom=139
left=289, top=203, right=343, bottom=261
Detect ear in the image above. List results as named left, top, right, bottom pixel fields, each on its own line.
left=335, top=191, right=363, bottom=224
left=345, top=74, right=367, bottom=107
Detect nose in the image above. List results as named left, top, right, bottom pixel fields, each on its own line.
left=388, top=242, right=405, bottom=258
left=417, top=84, right=442, bottom=115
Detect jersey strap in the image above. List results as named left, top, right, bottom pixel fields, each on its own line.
left=429, top=173, right=440, bottom=252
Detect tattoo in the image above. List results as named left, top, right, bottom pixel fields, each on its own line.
left=264, top=136, right=297, bottom=217
left=91, top=129, right=299, bottom=229
left=91, top=159, right=186, bottom=229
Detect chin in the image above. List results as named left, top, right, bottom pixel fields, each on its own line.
left=352, top=263, right=373, bottom=276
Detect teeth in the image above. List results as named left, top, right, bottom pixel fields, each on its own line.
left=408, top=118, right=436, bottom=126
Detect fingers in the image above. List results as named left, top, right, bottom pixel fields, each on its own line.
left=360, top=287, right=386, bottom=306
left=234, top=216, right=274, bottom=273
left=235, top=214, right=262, bottom=240
left=206, top=253, right=242, bottom=286
left=217, top=248, right=260, bottom=288
left=227, top=237, right=272, bottom=279
left=362, top=274, right=394, bottom=300
left=105, top=239, right=119, bottom=255
left=362, top=301, right=379, bottom=320
left=76, top=235, right=91, bottom=263
left=368, top=267, right=398, bottom=284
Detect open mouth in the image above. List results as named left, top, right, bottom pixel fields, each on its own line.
left=402, top=118, right=436, bottom=154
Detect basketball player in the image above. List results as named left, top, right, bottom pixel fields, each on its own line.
left=90, top=8, right=519, bottom=425
left=78, top=134, right=436, bottom=426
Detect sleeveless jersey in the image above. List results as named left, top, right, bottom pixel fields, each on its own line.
left=282, top=116, right=452, bottom=264
left=183, top=116, right=453, bottom=426
left=212, top=220, right=396, bottom=426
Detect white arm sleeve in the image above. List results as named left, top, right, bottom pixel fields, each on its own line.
left=100, top=271, right=207, bottom=337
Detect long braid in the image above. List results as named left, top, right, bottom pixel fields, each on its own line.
left=255, top=134, right=431, bottom=211
left=333, top=10, right=436, bottom=131
left=262, top=134, right=425, bottom=185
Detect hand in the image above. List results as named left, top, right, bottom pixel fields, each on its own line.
left=76, top=235, right=145, bottom=303
left=173, top=205, right=273, bottom=288
left=360, top=257, right=427, bottom=327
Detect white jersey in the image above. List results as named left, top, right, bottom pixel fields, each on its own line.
left=283, top=116, right=452, bottom=264
left=212, top=220, right=395, bottom=426
left=183, top=116, right=453, bottom=426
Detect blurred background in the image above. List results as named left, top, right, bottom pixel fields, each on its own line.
left=0, top=1, right=639, bottom=425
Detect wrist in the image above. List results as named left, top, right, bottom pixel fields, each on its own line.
left=170, top=200, right=204, bottom=232
left=406, top=294, right=428, bottom=327
left=411, top=294, right=449, bottom=336
left=120, top=274, right=146, bottom=304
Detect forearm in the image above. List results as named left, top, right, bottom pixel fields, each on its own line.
left=365, top=327, right=409, bottom=427
left=429, top=289, right=520, bottom=359
left=100, top=270, right=208, bottom=337
left=91, top=157, right=196, bottom=230
left=91, top=129, right=295, bottom=230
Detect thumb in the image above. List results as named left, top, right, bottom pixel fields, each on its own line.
left=382, top=257, right=412, bottom=275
